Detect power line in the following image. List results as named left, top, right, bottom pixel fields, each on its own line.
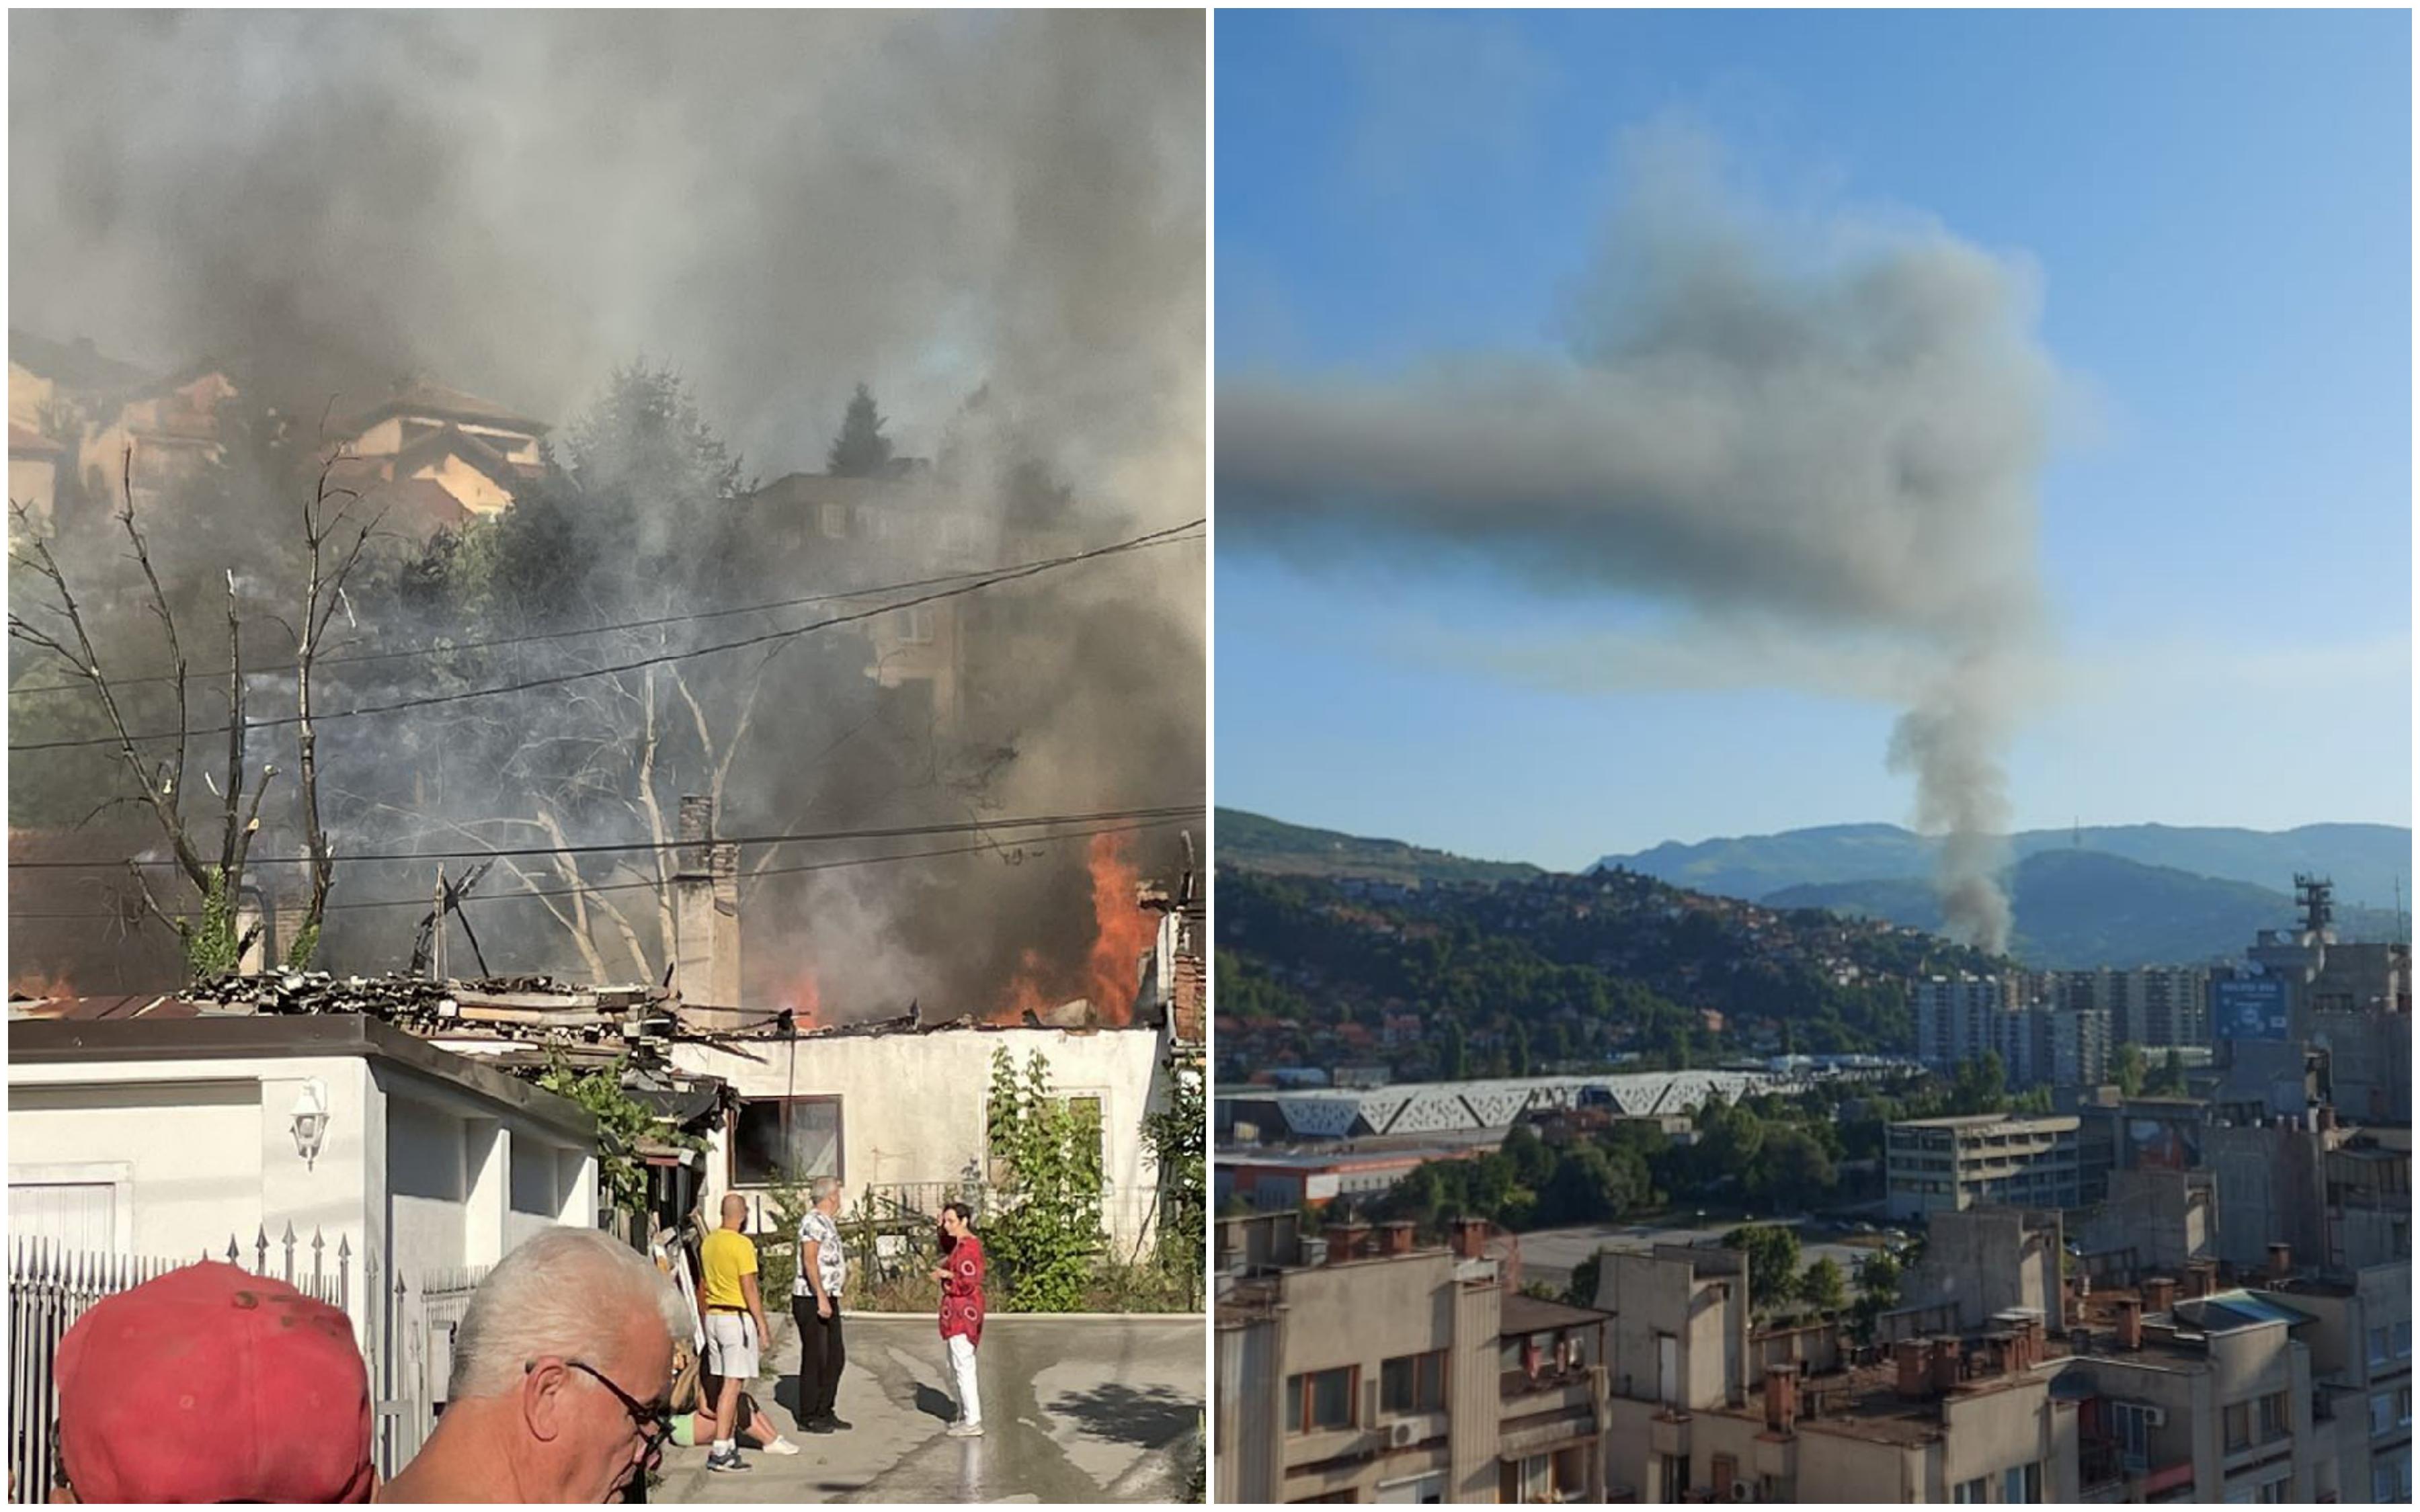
left=7, top=814, right=1188, bottom=921
left=9, top=801, right=1203, bottom=870
left=8, top=518, right=1203, bottom=753
left=8, top=528, right=1202, bottom=698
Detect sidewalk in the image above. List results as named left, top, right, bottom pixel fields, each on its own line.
left=653, top=1312, right=1203, bottom=1504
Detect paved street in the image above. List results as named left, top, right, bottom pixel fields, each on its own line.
left=655, top=1314, right=1203, bottom=1504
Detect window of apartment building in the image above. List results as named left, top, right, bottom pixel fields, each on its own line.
left=895, top=605, right=936, bottom=644
left=2257, top=1390, right=2290, bottom=1442
left=1658, top=1455, right=1690, bottom=1503
left=729, top=1095, right=842, bottom=1185
left=2222, top=1401, right=2252, bottom=1453
left=1379, top=1350, right=1447, bottom=1415
left=1952, top=1476, right=1986, bottom=1503
left=1286, top=1367, right=1358, bottom=1434
left=2252, top=1477, right=2288, bottom=1503
left=819, top=502, right=851, bottom=538
left=1513, top=1454, right=1551, bottom=1504
left=2373, top=1450, right=2412, bottom=1505
left=2110, top=1400, right=2155, bottom=1472
left=2372, top=1386, right=2413, bottom=1437
left=2400, top=1320, right=2414, bottom=1360
left=2001, top=1462, right=2042, bottom=1503
left=2372, top=1327, right=2394, bottom=1369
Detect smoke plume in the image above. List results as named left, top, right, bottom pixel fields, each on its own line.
left=9, top=11, right=1203, bottom=1011
left=1220, top=125, right=2054, bottom=950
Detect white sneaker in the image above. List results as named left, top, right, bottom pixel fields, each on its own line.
left=762, top=1436, right=803, bottom=1456
left=946, top=1421, right=984, bottom=1437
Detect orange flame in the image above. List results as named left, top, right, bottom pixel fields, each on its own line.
left=998, top=948, right=1053, bottom=1025
left=8, top=971, right=75, bottom=1002
left=774, top=968, right=823, bottom=1032
left=1085, top=832, right=1153, bottom=1027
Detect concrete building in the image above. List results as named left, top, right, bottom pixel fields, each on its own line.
left=2257, top=1262, right=2413, bottom=1505
left=1215, top=1211, right=1609, bottom=1503
left=1214, top=1147, right=1473, bottom=1214
left=1884, top=1114, right=2083, bottom=1222
left=673, top=1015, right=1178, bottom=1255
left=1591, top=1241, right=2076, bottom=1503
left=7, top=1009, right=600, bottom=1337
left=1883, top=1208, right=2064, bottom=1341
left=2072, top=1167, right=2219, bottom=1280
left=2065, top=1281, right=2333, bottom=1503
left=1914, top=974, right=2015, bottom=1070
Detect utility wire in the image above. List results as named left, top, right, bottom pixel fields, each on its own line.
left=9, top=517, right=1203, bottom=752
left=7, top=528, right=1201, bottom=698
left=9, top=801, right=1203, bottom=870
left=7, top=814, right=1187, bottom=921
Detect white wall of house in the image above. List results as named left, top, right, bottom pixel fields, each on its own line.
left=672, top=1023, right=1170, bottom=1253
left=9, top=1044, right=598, bottom=1333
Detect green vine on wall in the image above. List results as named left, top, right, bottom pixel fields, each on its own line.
left=534, top=1057, right=699, bottom=1218
left=983, top=1047, right=1106, bottom=1312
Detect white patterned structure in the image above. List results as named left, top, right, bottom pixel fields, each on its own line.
left=1220, top=1067, right=1865, bottom=1142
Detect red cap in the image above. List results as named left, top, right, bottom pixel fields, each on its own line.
left=55, top=1261, right=374, bottom=1503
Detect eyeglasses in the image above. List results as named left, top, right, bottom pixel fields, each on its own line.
left=530, top=1359, right=673, bottom=1457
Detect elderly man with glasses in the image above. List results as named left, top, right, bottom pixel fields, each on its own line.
left=385, top=1227, right=690, bottom=1503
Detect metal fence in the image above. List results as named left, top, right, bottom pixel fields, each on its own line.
left=373, top=1264, right=488, bottom=1478
left=8, top=1230, right=352, bottom=1503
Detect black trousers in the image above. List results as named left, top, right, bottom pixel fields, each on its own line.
left=793, top=1293, right=847, bottom=1421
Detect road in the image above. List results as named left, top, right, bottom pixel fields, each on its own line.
left=654, top=1313, right=1203, bottom=1504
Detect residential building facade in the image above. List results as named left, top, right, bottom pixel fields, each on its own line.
left=1884, top=1114, right=2083, bottom=1222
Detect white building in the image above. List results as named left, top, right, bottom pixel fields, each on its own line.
left=670, top=1017, right=1178, bottom=1255
left=8, top=1007, right=600, bottom=1333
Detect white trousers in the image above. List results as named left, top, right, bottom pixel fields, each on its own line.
left=945, top=1333, right=981, bottom=1426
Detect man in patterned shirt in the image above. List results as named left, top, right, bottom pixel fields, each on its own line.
left=793, top=1177, right=851, bottom=1433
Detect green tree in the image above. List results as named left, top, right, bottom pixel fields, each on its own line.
left=1568, top=1251, right=1603, bottom=1310
left=2150, top=1047, right=2189, bottom=1096
left=1502, top=1124, right=1557, bottom=1189
left=827, top=382, right=895, bottom=477
left=1950, top=1051, right=2008, bottom=1116
left=1757, top=1127, right=1838, bottom=1202
left=983, top=1048, right=1106, bottom=1311
left=1799, top=1256, right=1847, bottom=1314
left=1722, top=1224, right=1802, bottom=1312
left=1143, top=1046, right=1206, bottom=1283
left=2114, top=1042, right=2147, bottom=1097
left=1511, top=1020, right=1533, bottom=1077
left=533, top=1056, right=699, bottom=1220
left=1442, top=1017, right=1469, bottom=1081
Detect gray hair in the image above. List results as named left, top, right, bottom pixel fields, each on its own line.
left=448, top=1227, right=690, bottom=1398
left=809, top=1177, right=842, bottom=1204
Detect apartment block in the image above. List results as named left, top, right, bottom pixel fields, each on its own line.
left=1215, top=1212, right=1609, bottom=1503
left=2258, top=1261, right=2413, bottom=1505
left=1884, top=1114, right=2083, bottom=1222
left=1592, top=1242, right=2075, bottom=1503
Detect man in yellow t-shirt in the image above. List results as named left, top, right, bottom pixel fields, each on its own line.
left=697, top=1193, right=771, bottom=1472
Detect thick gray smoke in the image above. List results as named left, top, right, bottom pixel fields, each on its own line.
left=1220, top=127, right=2052, bottom=951
left=10, top=11, right=1204, bottom=1010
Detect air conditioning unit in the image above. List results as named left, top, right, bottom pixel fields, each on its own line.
left=2143, top=1406, right=2167, bottom=1428
left=1388, top=1420, right=1419, bottom=1449
left=1730, top=1484, right=1752, bottom=1502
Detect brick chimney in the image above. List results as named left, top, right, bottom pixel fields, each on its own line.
left=2142, top=1277, right=2177, bottom=1316
left=1451, top=1216, right=1492, bottom=1261
left=2115, top=1298, right=2143, bottom=1351
left=1328, top=1222, right=1370, bottom=1263
left=2185, top=1259, right=2216, bottom=1299
left=2267, top=1242, right=2293, bottom=1283
left=1764, top=1365, right=1799, bottom=1433
left=1895, top=1339, right=1931, bottom=1399
left=1931, top=1339, right=1962, bottom=1394
left=673, top=796, right=741, bottom=1005
left=1379, top=1220, right=1416, bottom=1258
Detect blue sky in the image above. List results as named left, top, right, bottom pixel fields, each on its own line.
left=1216, top=8, right=2412, bottom=868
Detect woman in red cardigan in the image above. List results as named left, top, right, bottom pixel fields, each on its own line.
left=932, top=1201, right=985, bottom=1437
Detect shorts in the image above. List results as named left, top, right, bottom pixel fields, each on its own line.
left=705, top=1310, right=759, bottom=1380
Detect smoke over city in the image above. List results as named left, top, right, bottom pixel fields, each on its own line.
left=1219, top=125, right=2055, bottom=951
left=9, top=11, right=1204, bottom=1014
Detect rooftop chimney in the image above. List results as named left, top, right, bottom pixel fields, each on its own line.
left=1379, top=1220, right=1416, bottom=1258
left=1327, top=1222, right=1369, bottom=1264
left=1931, top=1339, right=1963, bottom=1394
left=2142, top=1277, right=2177, bottom=1316
left=1451, top=1216, right=1492, bottom=1261
left=1764, top=1365, right=1798, bottom=1434
left=2115, top=1298, right=2143, bottom=1351
left=2267, top=1242, right=2293, bottom=1283
left=2184, top=1260, right=2216, bottom=1299
left=1894, top=1339, right=1931, bottom=1400
left=673, top=796, right=741, bottom=1005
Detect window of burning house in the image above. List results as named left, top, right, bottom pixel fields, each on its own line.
left=894, top=605, right=936, bottom=644
left=731, top=1096, right=842, bottom=1187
